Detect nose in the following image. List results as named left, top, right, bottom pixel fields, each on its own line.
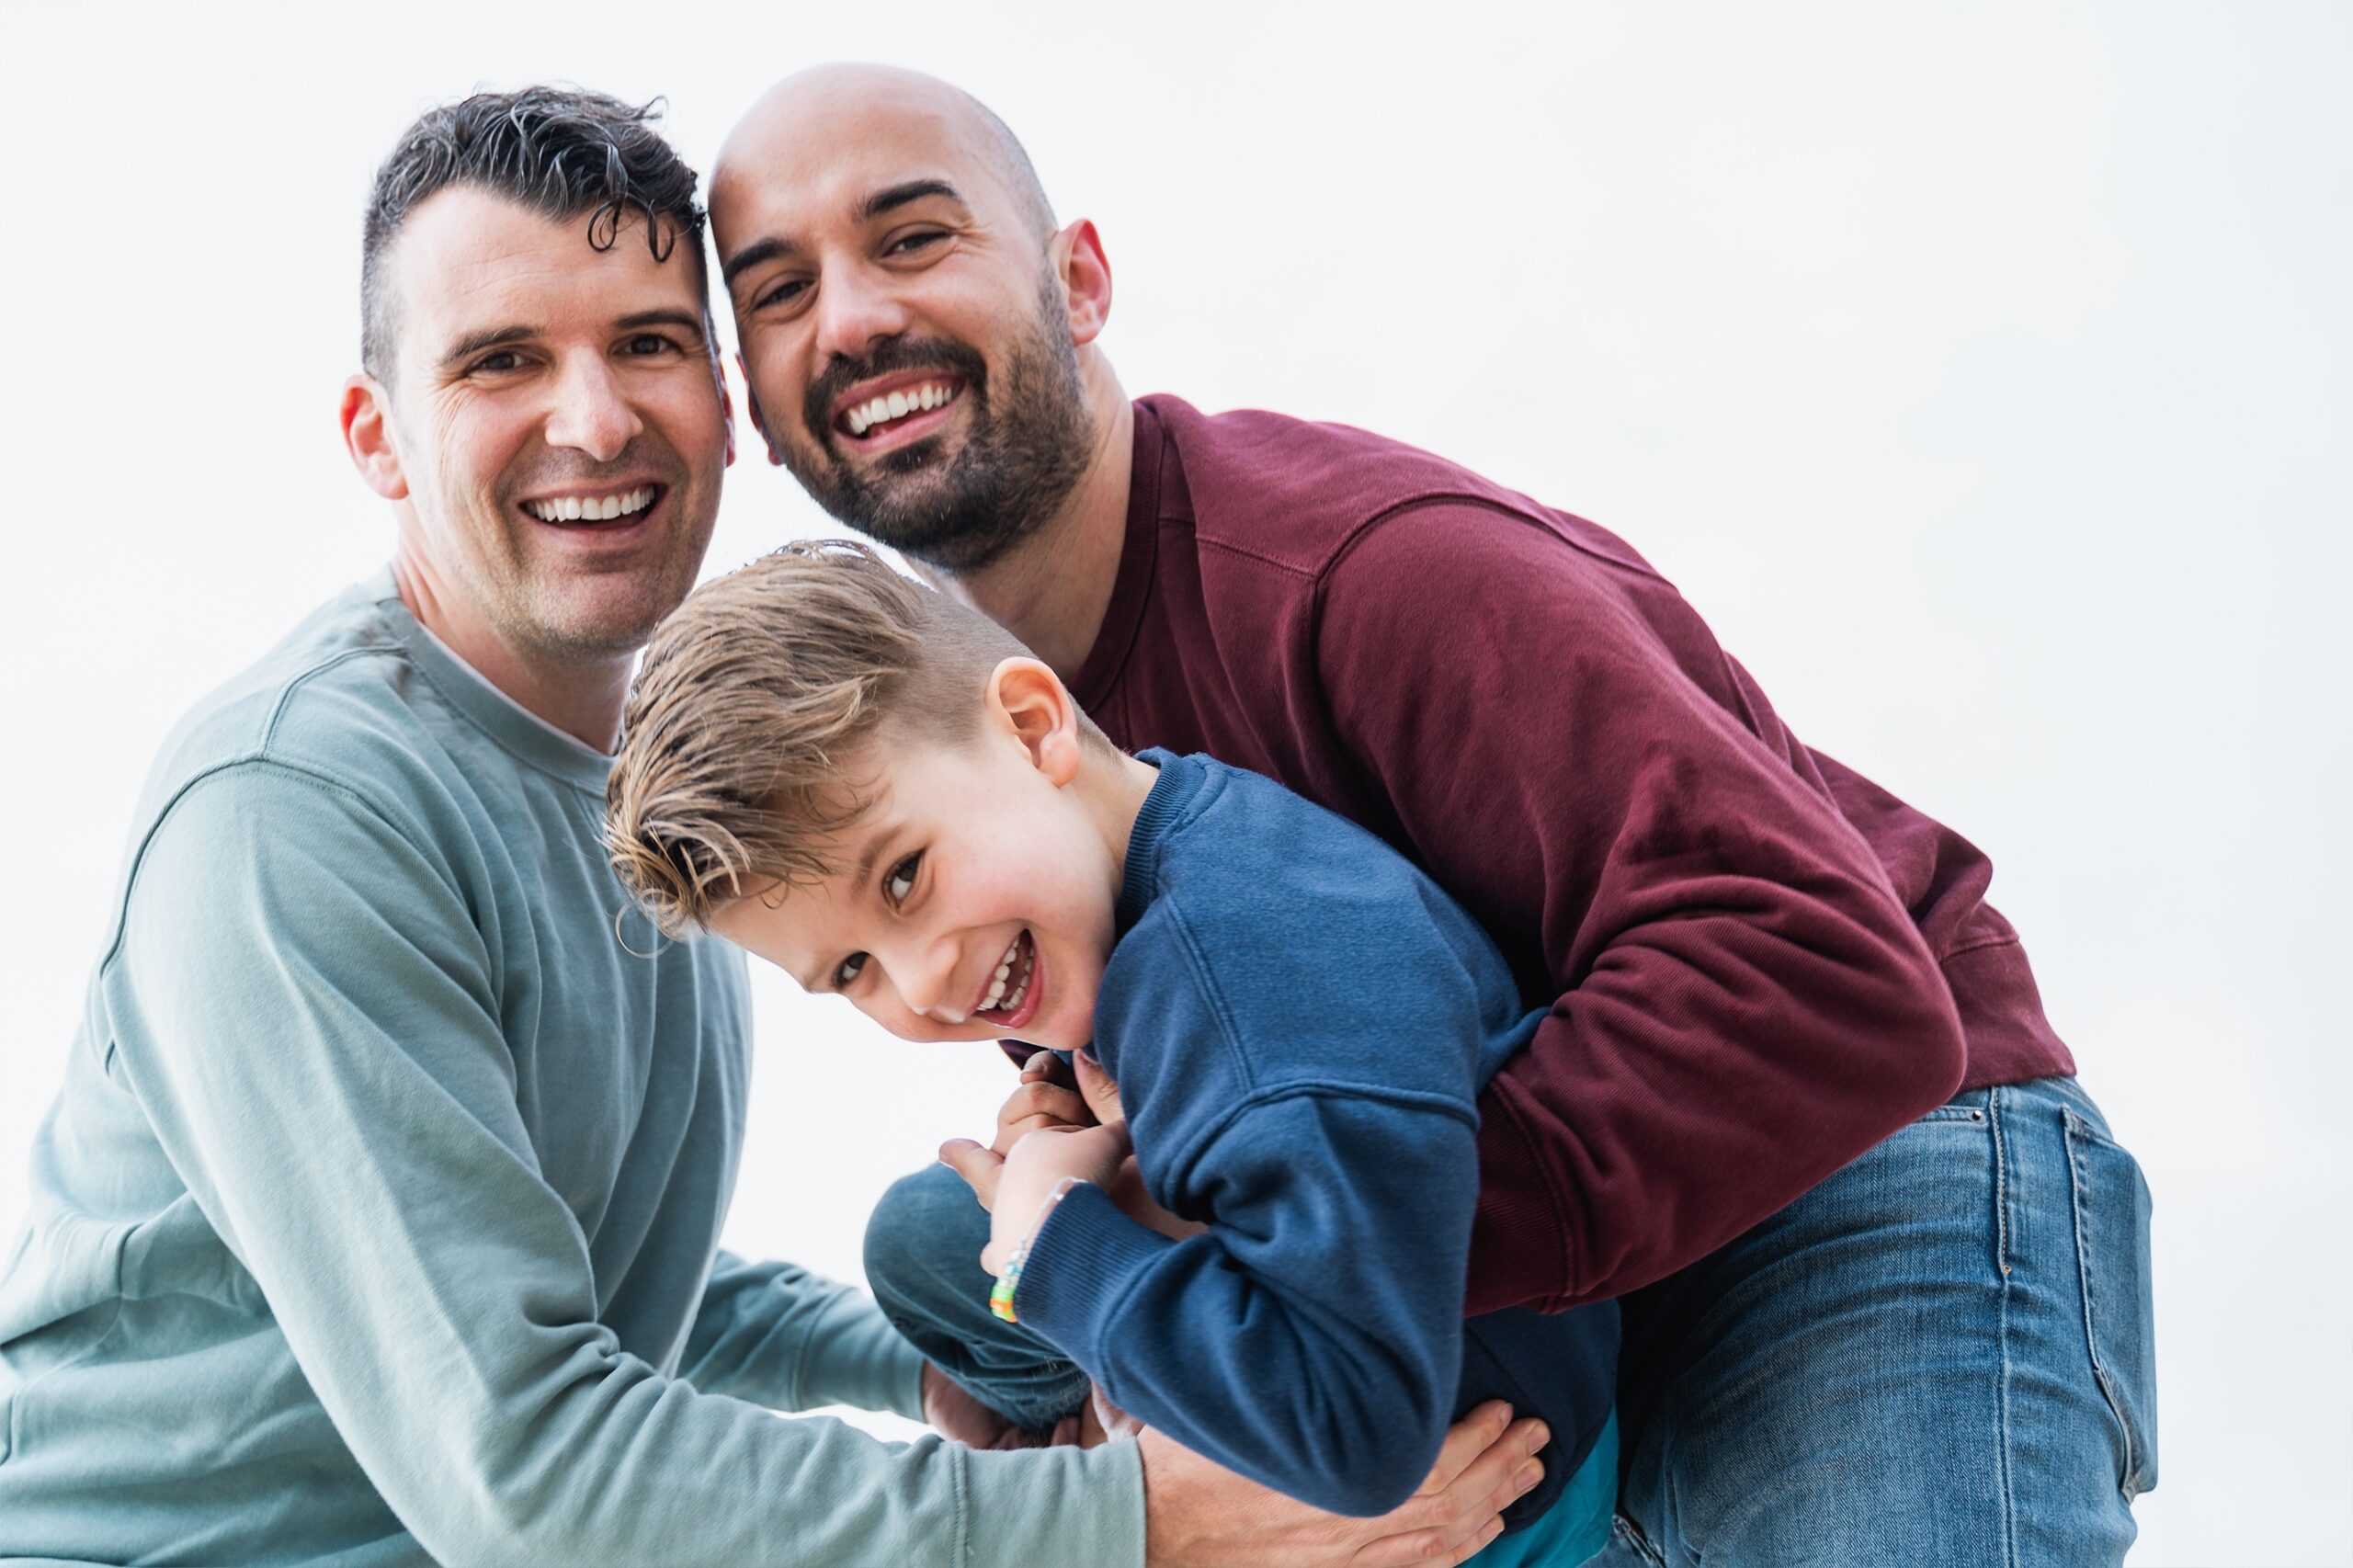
left=883, top=932, right=970, bottom=1023
left=543, top=351, right=643, bottom=462
left=812, top=263, right=915, bottom=366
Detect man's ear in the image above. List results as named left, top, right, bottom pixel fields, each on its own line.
left=340, top=374, right=408, bottom=500
left=987, top=657, right=1084, bottom=786
left=1052, top=221, right=1112, bottom=348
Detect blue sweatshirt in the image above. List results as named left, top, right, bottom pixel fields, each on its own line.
left=1014, top=752, right=1619, bottom=1519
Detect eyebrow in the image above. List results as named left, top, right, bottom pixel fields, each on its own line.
left=721, top=236, right=793, bottom=286
left=438, top=324, right=535, bottom=370
left=719, top=178, right=972, bottom=287
left=858, top=177, right=967, bottom=223
left=438, top=309, right=707, bottom=370
left=617, top=308, right=709, bottom=345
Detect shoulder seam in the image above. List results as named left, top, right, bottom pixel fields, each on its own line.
left=99, top=755, right=428, bottom=977
left=1321, top=492, right=1665, bottom=588
left=259, top=641, right=409, bottom=750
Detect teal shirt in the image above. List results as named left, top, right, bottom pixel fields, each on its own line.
left=0, top=574, right=1144, bottom=1567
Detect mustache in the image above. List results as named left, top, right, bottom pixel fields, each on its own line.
left=506, top=442, right=678, bottom=497
left=804, top=336, right=988, bottom=437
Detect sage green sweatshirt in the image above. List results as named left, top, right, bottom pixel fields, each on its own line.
left=0, top=573, right=1145, bottom=1567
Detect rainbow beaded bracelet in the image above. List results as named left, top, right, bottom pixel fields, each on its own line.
left=988, top=1176, right=1086, bottom=1324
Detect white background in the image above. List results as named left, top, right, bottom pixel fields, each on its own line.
left=3, top=5, right=2345, bottom=1563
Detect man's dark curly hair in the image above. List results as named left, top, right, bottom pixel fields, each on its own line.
left=359, top=85, right=708, bottom=382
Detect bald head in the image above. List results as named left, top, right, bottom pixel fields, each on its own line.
left=712, top=65, right=1054, bottom=254
left=712, top=64, right=1120, bottom=586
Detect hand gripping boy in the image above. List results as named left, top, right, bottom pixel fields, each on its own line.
left=608, top=542, right=1617, bottom=1564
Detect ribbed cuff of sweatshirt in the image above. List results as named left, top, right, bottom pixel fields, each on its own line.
left=961, top=1435, right=1147, bottom=1568
left=1011, top=1181, right=1176, bottom=1370
left=798, top=1288, right=931, bottom=1420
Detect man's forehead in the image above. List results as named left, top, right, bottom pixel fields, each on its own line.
left=712, top=83, right=1006, bottom=239
left=391, top=186, right=700, bottom=328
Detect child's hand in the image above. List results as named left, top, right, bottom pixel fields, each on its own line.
left=991, top=1051, right=1097, bottom=1156
left=955, top=1117, right=1132, bottom=1277
left=944, top=1049, right=1129, bottom=1212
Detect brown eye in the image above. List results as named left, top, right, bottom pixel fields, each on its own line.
left=834, top=952, right=869, bottom=987
left=884, top=853, right=921, bottom=904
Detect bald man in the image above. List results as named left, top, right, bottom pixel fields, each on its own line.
left=708, top=65, right=2158, bottom=1568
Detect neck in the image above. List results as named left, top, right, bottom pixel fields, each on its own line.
left=1085, top=744, right=1165, bottom=899
left=910, top=360, right=1132, bottom=681
left=390, top=542, right=632, bottom=754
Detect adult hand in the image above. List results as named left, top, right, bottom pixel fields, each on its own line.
left=919, top=1363, right=1086, bottom=1450
left=1140, top=1400, right=1549, bottom=1568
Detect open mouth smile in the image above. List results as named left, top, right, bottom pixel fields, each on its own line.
left=833, top=374, right=966, bottom=454
left=519, top=483, right=665, bottom=528
left=973, top=929, right=1041, bottom=1031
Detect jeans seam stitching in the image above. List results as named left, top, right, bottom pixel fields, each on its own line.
left=1992, top=1085, right=2022, bottom=1568
left=2064, top=1108, right=2143, bottom=1499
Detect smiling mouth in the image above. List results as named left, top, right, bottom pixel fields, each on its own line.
left=835, top=378, right=964, bottom=444
left=521, top=483, right=662, bottom=526
left=974, top=929, right=1039, bottom=1026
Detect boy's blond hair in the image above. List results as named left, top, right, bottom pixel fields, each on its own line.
left=608, top=540, right=1093, bottom=936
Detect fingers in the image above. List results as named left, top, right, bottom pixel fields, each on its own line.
left=993, top=1078, right=1095, bottom=1152
left=1438, top=1517, right=1506, bottom=1567
left=938, top=1137, right=1005, bottom=1210
left=1346, top=1403, right=1547, bottom=1568
left=1073, top=1048, right=1125, bottom=1124
left=1425, top=1401, right=1518, bottom=1490
left=1020, top=1050, right=1072, bottom=1086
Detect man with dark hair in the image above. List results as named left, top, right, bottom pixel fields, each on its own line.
left=0, top=86, right=1538, bottom=1566
left=711, top=64, right=2159, bottom=1566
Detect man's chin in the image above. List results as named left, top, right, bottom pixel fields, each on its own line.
left=518, top=589, right=688, bottom=663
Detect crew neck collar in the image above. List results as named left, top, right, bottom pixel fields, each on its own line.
left=367, top=567, right=615, bottom=794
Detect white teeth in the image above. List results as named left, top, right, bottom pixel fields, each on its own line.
left=843, top=382, right=958, bottom=438
left=980, top=934, right=1030, bottom=1016
left=527, top=485, right=654, bottom=523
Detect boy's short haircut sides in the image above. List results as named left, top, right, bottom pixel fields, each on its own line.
left=607, top=539, right=1097, bottom=936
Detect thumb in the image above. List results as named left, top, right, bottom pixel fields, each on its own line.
left=938, top=1137, right=1006, bottom=1210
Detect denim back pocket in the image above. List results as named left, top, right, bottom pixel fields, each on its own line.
left=2063, top=1108, right=2160, bottom=1498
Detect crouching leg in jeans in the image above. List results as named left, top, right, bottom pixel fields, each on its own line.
left=865, top=1163, right=1621, bottom=1564
left=1593, top=1075, right=2158, bottom=1568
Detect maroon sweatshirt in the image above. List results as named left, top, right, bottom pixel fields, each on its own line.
left=1070, top=396, right=2074, bottom=1315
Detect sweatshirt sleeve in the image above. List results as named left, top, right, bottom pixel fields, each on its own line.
left=1314, top=506, right=1969, bottom=1312
left=1013, top=1092, right=1477, bottom=1517
left=103, top=761, right=1142, bottom=1568
left=679, top=1254, right=928, bottom=1420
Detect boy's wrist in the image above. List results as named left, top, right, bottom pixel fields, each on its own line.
left=988, top=1176, right=1087, bottom=1324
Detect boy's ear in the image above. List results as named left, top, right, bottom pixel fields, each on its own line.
left=986, top=657, right=1083, bottom=786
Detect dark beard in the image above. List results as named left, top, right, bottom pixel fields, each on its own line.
left=778, top=276, right=1091, bottom=574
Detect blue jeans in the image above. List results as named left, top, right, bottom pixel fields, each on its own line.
left=863, top=1167, right=1617, bottom=1562
left=1595, top=1075, right=2157, bottom=1567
